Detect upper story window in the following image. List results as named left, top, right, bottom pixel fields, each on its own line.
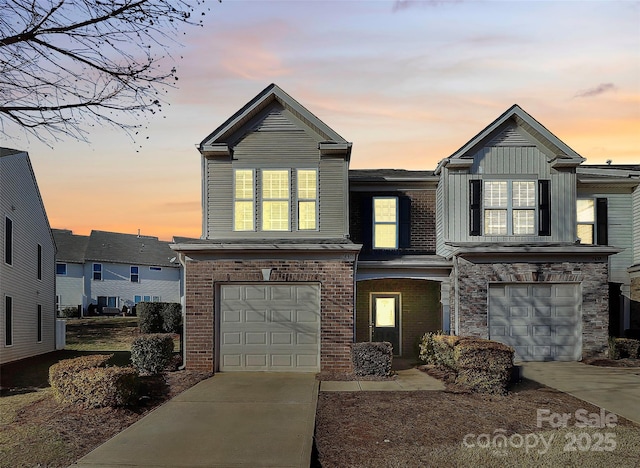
left=262, top=170, right=290, bottom=231
left=233, top=168, right=318, bottom=232
left=373, top=197, right=398, bottom=249
left=56, top=263, right=67, bottom=275
left=37, top=244, right=42, bottom=280
left=471, top=179, right=549, bottom=237
left=297, top=169, right=317, bottom=230
left=234, top=169, right=255, bottom=231
left=150, top=266, right=162, bottom=271
left=5, top=295, right=12, bottom=346
left=577, top=198, right=608, bottom=245
left=37, top=304, right=42, bottom=343
left=4, top=216, right=13, bottom=266
left=130, top=266, right=139, bottom=283
left=92, top=263, right=102, bottom=281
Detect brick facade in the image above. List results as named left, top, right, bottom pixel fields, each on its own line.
left=355, top=278, right=441, bottom=358
left=349, top=189, right=437, bottom=254
left=450, top=258, right=610, bottom=358
left=184, top=258, right=356, bottom=373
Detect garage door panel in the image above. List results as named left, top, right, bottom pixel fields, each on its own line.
left=220, top=284, right=320, bottom=372
left=489, top=283, right=580, bottom=361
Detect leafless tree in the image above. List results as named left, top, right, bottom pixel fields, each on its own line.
left=0, top=0, right=210, bottom=144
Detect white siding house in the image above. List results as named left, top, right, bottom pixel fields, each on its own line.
left=53, top=229, right=182, bottom=314
left=1, top=148, right=56, bottom=364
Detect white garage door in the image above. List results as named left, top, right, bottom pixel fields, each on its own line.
left=489, top=283, right=581, bottom=361
left=219, top=284, right=320, bottom=372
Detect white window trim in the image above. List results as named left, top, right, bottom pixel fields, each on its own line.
left=261, top=169, right=291, bottom=232
left=373, top=196, right=399, bottom=249
left=37, top=304, right=42, bottom=343
left=483, top=180, right=537, bottom=236
left=56, top=262, right=67, bottom=276
left=576, top=197, right=596, bottom=245
left=149, top=266, right=162, bottom=271
left=37, top=244, right=42, bottom=281
left=92, top=263, right=102, bottom=281
left=130, top=265, right=139, bottom=283
left=296, top=168, right=319, bottom=231
left=4, top=216, right=13, bottom=267
left=233, top=168, right=255, bottom=232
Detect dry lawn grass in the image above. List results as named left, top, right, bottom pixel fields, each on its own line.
left=315, top=373, right=640, bottom=468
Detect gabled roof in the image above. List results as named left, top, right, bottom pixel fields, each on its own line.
left=199, top=83, right=351, bottom=156
left=437, top=104, right=585, bottom=172
left=1, top=147, right=56, bottom=252
left=52, top=229, right=89, bottom=263
left=84, top=230, right=179, bottom=268
left=577, top=164, right=640, bottom=186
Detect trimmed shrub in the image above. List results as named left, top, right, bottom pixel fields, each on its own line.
left=432, top=334, right=461, bottom=370
left=609, top=337, right=640, bottom=359
left=161, top=303, right=182, bottom=334
left=58, top=306, right=79, bottom=318
left=418, top=330, right=445, bottom=365
left=455, top=368, right=512, bottom=395
left=137, top=302, right=164, bottom=333
left=453, top=338, right=514, bottom=394
left=352, top=342, right=393, bottom=377
left=49, top=355, right=139, bottom=408
left=131, top=334, right=174, bottom=375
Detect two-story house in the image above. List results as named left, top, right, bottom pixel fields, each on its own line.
left=53, top=229, right=182, bottom=314
left=172, top=84, right=638, bottom=374
left=1, top=148, right=57, bottom=365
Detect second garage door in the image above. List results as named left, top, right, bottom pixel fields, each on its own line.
left=219, top=284, right=320, bottom=372
left=488, top=283, right=581, bottom=361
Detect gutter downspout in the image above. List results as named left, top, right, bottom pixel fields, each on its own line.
left=453, top=255, right=460, bottom=336
left=178, top=252, right=187, bottom=370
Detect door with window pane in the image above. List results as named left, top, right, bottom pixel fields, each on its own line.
left=371, top=293, right=401, bottom=355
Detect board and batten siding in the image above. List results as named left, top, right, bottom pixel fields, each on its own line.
left=85, top=263, right=181, bottom=306
left=578, top=187, right=635, bottom=287
left=440, top=145, right=576, bottom=251
left=1, top=151, right=56, bottom=364
left=204, top=106, right=348, bottom=240
left=56, top=262, right=85, bottom=310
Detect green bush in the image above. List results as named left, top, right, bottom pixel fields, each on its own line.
left=161, top=303, right=182, bottom=333
left=137, top=302, right=164, bottom=333
left=418, top=330, right=445, bottom=365
left=351, top=342, right=393, bottom=377
left=131, top=334, right=174, bottom=375
left=609, top=337, right=640, bottom=359
left=49, top=355, right=139, bottom=408
left=58, top=306, right=79, bottom=318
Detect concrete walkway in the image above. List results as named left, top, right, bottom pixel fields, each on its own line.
left=72, top=373, right=319, bottom=468
left=321, top=367, right=445, bottom=392
left=520, top=361, right=640, bottom=425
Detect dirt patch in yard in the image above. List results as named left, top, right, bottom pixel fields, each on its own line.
left=315, top=375, right=640, bottom=468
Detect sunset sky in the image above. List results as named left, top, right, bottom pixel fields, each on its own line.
left=8, top=0, right=640, bottom=241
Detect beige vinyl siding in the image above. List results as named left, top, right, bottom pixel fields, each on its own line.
left=1, top=152, right=56, bottom=364
left=578, top=187, right=635, bottom=286
left=204, top=106, right=348, bottom=240
left=444, top=146, right=575, bottom=245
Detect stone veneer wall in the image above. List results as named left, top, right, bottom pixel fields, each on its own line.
left=184, top=259, right=356, bottom=373
left=450, top=258, right=610, bottom=358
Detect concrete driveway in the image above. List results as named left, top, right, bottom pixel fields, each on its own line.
left=521, top=361, right=640, bottom=425
left=72, top=372, right=319, bottom=468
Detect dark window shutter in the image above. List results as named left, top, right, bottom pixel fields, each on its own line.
left=596, top=198, right=608, bottom=245
left=399, top=196, right=411, bottom=248
left=538, top=180, right=551, bottom=236
left=469, top=180, right=481, bottom=236
left=361, top=196, right=373, bottom=252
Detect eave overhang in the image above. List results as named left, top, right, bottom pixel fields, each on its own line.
left=448, top=243, right=621, bottom=263
left=356, top=255, right=452, bottom=281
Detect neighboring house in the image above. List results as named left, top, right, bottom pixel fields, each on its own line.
left=1, top=148, right=56, bottom=365
left=53, top=229, right=182, bottom=314
left=172, top=84, right=639, bottom=373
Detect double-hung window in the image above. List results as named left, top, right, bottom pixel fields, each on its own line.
left=130, top=266, right=139, bottom=283
left=92, top=263, right=102, bottom=281
left=297, top=169, right=317, bottom=230
left=234, top=169, right=255, bottom=231
left=262, top=170, right=290, bottom=231
left=373, top=197, right=398, bottom=249
left=483, top=180, right=536, bottom=236
left=576, top=198, right=608, bottom=245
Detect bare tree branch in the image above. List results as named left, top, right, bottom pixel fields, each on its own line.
left=0, top=0, right=213, bottom=144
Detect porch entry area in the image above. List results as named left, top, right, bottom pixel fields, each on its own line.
left=356, top=278, right=442, bottom=359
